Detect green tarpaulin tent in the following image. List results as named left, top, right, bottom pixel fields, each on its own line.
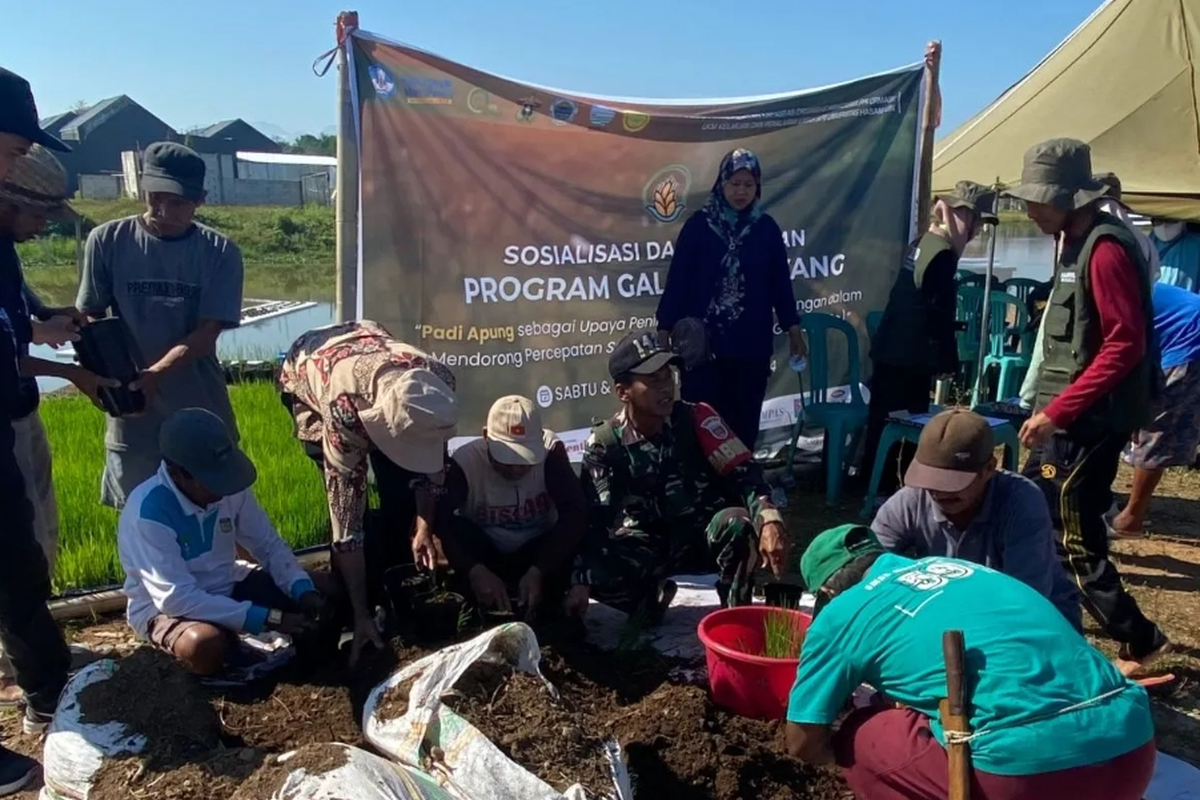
left=934, top=0, right=1200, bottom=222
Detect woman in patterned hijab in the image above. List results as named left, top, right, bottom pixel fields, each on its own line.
left=656, top=148, right=805, bottom=449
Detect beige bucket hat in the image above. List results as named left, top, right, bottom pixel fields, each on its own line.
left=359, top=368, right=458, bottom=474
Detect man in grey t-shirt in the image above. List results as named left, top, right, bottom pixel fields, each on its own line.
left=870, top=409, right=1082, bottom=630
left=76, top=142, right=243, bottom=509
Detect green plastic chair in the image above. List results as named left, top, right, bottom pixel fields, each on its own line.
left=957, top=271, right=985, bottom=289
left=976, top=291, right=1031, bottom=405
left=1001, top=277, right=1044, bottom=305
left=785, top=313, right=869, bottom=505
left=955, top=285, right=985, bottom=389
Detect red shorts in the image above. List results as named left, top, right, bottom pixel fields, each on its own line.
left=833, top=706, right=1156, bottom=800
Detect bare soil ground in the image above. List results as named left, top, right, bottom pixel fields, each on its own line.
left=0, top=461, right=1195, bottom=799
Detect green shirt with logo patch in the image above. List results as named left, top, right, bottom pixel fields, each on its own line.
left=786, top=553, right=1154, bottom=776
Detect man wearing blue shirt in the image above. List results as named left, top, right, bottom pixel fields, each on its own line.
left=1151, top=217, right=1200, bottom=292
left=785, top=524, right=1156, bottom=800
left=1112, top=282, right=1200, bottom=536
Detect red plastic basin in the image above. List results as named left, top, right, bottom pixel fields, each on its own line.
left=697, top=606, right=812, bottom=721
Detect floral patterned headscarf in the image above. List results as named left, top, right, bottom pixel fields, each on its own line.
left=703, top=148, right=763, bottom=331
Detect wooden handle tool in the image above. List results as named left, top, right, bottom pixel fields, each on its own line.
left=940, top=629, right=972, bottom=800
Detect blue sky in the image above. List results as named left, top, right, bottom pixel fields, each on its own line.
left=4, top=0, right=1102, bottom=141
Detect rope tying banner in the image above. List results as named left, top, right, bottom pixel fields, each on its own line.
left=313, top=11, right=359, bottom=77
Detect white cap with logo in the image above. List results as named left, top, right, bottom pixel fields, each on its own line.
left=486, top=395, right=555, bottom=466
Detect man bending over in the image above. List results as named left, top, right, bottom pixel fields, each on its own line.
left=870, top=409, right=1081, bottom=629
left=436, top=395, right=586, bottom=620
left=785, top=524, right=1156, bottom=800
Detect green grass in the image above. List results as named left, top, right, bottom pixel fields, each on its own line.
left=41, top=380, right=329, bottom=592
left=762, top=608, right=807, bottom=660
left=17, top=198, right=336, bottom=306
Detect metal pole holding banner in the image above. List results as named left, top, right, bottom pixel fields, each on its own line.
left=334, top=11, right=361, bottom=323
left=915, top=41, right=942, bottom=235
left=969, top=178, right=1002, bottom=407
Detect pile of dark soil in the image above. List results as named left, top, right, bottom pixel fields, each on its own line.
left=77, top=648, right=221, bottom=763
left=76, top=649, right=235, bottom=800
left=442, top=642, right=847, bottom=800
left=229, top=743, right=351, bottom=800
left=443, top=660, right=614, bottom=796
left=374, top=670, right=424, bottom=722
left=71, top=637, right=430, bottom=800
left=30, top=620, right=847, bottom=800
left=90, top=747, right=264, bottom=800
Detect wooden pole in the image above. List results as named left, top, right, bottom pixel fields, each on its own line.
left=916, top=41, right=943, bottom=235
left=940, top=629, right=972, bottom=800
left=334, top=11, right=361, bottom=323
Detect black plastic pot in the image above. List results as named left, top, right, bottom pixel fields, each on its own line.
left=382, top=564, right=434, bottom=612
left=411, top=591, right=466, bottom=642
left=73, top=317, right=147, bottom=417
left=764, top=582, right=804, bottom=609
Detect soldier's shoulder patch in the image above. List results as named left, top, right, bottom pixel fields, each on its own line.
left=691, top=403, right=751, bottom=475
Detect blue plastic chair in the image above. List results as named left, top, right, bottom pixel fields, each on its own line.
left=785, top=313, right=869, bottom=505
left=976, top=291, right=1031, bottom=405
left=858, top=411, right=1021, bottom=517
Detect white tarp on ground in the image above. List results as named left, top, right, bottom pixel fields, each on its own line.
left=242, top=743, right=457, bottom=800
left=581, top=573, right=1200, bottom=800
left=362, top=624, right=632, bottom=800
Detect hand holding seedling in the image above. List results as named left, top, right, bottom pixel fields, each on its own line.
left=759, top=522, right=789, bottom=577
left=469, top=565, right=511, bottom=612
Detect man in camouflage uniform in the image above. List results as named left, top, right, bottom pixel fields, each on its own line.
left=565, top=329, right=789, bottom=620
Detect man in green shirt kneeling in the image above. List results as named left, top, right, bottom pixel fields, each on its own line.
left=784, top=524, right=1156, bottom=800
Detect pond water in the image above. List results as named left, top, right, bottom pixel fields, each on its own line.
left=962, top=220, right=1058, bottom=283
left=30, top=223, right=1060, bottom=396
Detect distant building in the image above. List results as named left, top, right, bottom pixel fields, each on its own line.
left=42, top=95, right=177, bottom=193
left=189, top=119, right=282, bottom=155
left=40, top=100, right=284, bottom=194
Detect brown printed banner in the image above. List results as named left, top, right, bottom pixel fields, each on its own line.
left=349, top=31, right=926, bottom=458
